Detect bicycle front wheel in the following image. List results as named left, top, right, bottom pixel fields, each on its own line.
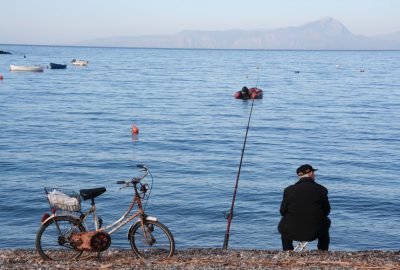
left=129, top=220, right=175, bottom=259
left=36, top=215, right=86, bottom=261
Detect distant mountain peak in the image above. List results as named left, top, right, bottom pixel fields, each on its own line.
left=302, top=17, right=352, bottom=35
left=79, top=17, right=400, bottom=50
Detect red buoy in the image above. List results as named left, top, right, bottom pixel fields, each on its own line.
left=0, top=74, right=3, bottom=80
left=131, top=125, right=139, bottom=135
left=234, top=92, right=242, bottom=99
left=234, top=87, right=263, bottom=100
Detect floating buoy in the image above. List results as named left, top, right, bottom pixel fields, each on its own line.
left=234, top=92, right=242, bottom=98
left=234, top=87, right=263, bottom=99
left=0, top=74, right=3, bottom=80
left=131, top=125, right=139, bottom=135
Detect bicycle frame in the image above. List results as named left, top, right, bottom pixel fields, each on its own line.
left=77, top=182, right=148, bottom=235
left=44, top=166, right=153, bottom=238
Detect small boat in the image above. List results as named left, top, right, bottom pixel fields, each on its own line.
left=0, top=50, right=11, bottom=55
left=234, top=87, right=263, bottom=99
left=10, top=64, right=44, bottom=72
left=71, top=59, right=88, bottom=66
left=49, top=63, right=67, bottom=69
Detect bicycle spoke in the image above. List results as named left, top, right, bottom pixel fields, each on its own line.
left=130, top=220, right=174, bottom=259
left=36, top=216, right=85, bottom=261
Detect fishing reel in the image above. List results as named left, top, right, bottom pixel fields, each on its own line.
left=224, top=211, right=234, bottom=219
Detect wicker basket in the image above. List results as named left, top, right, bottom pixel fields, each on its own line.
left=45, top=188, right=81, bottom=212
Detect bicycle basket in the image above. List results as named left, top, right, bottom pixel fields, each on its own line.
left=45, top=187, right=81, bottom=212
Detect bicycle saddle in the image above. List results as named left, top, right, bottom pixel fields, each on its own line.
left=80, top=187, right=106, bottom=201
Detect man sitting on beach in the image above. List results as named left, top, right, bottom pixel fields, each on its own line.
left=278, top=164, right=331, bottom=251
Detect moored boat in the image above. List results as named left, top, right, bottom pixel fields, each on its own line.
left=49, top=63, right=67, bottom=69
left=10, top=64, right=44, bottom=72
left=71, top=59, right=88, bottom=66
left=234, top=87, right=263, bottom=99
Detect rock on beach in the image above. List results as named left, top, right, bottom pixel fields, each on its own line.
left=0, top=248, right=399, bottom=270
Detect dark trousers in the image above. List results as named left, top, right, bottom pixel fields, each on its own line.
left=281, top=231, right=330, bottom=251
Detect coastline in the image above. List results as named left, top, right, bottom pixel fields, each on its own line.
left=0, top=248, right=398, bottom=270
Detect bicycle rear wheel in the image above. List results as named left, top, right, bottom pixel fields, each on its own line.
left=129, top=220, right=175, bottom=259
left=36, top=215, right=86, bottom=261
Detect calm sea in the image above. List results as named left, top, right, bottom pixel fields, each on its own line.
left=0, top=45, right=399, bottom=251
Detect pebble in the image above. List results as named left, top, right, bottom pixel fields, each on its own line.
left=0, top=249, right=398, bottom=270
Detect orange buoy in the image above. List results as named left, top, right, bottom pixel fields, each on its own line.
left=131, top=125, right=139, bottom=135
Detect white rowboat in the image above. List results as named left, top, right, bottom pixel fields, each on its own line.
left=10, top=64, right=44, bottom=72
left=71, top=59, right=88, bottom=66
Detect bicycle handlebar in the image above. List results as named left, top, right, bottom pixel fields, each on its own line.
left=116, top=165, right=149, bottom=185
left=116, top=180, right=126, bottom=184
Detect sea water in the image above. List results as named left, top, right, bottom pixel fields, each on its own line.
left=0, top=45, right=399, bottom=251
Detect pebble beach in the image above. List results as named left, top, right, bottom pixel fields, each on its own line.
left=1, top=249, right=399, bottom=270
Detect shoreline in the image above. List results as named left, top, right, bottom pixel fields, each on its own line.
left=0, top=248, right=399, bottom=269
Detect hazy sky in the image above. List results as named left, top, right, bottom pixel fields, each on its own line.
left=1, top=0, right=400, bottom=45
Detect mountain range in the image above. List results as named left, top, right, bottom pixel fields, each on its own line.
left=79, top=18, right=400, bottom=50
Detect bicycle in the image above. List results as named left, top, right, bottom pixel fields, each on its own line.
left=35, top=165, right=175, bottom=261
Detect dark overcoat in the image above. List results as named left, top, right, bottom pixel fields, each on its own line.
left=278, top=177, right=331, bottom=241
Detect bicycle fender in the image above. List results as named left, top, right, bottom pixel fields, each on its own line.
left=42, top=213, right=81, bottom=225
left=41, top=214, right=56, bottom=225
left=41, top=214, right=88, bottom=231
left=127, top=221, right=139, bottom=240
left=146, top=216, right=158, bottom=222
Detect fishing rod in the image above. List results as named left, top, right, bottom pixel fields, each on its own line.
left=223, top=93, right=256, bottom=250
left=245, top=66, right=260, bottom=88
left=223, top=67, right=261, bottom=249
left=255, top=66, right=260, bottom=88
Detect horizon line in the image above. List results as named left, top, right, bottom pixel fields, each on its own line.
left=2, top=43, right=400, bottom=52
